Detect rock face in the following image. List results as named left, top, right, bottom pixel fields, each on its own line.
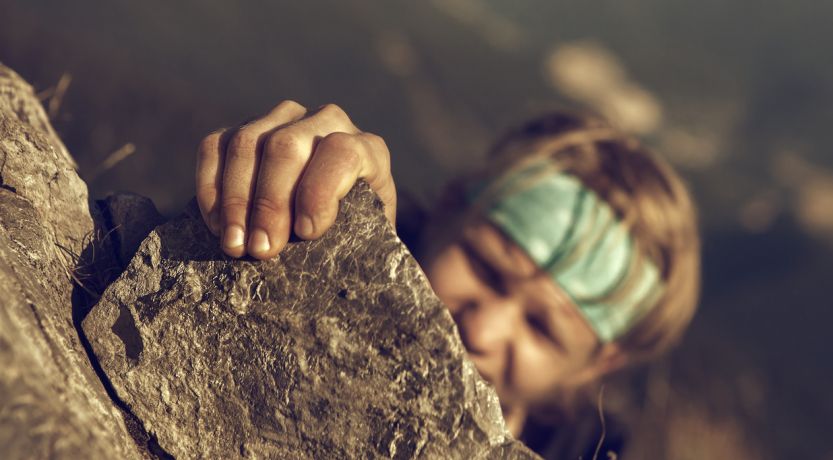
left=0, top=62, right=537, bottom=459
left=82, top=184, right=538, bottom=459
left=0, top=65, right=142, bottom=458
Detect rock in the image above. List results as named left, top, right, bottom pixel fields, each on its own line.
left=97, top=192, right=166, bottom=269
left=0, top=64, right=143, bottom=458
left=0, top=66, right=90, bottom=255
left=83, top=183, right=539, bottom=459
left=0, top=62, right=537, bottom=458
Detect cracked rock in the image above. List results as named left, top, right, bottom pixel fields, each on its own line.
left=96, top=192, right=166, bottom=269
left=0, top=64, right=142, bottom=459
left=0, top=61, right=537, bottom=459
left=82, top=183, right=539, bottom=459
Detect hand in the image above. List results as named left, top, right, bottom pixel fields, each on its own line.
left=196, top=101, right=396, bottom=259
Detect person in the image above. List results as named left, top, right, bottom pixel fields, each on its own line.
left=195, top=101, right=700, bottom=458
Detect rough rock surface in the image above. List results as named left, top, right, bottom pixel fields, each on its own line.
left=0, top=64, right=142, bottom=458
left=83, top=183, right=539, bottom=459
left=0, top=62, right=538, bottom=459
left=96, top=192, right=166, bottom=272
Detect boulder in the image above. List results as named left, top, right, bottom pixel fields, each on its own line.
left=0, top=64, right=142, bottom=459
left=82, top=184, right=538, bottom=459
left=0, top=61, right=537, bottom=459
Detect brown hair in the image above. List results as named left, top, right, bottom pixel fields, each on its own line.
left=449, top=111, right=701, bottom=362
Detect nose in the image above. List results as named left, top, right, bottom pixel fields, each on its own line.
left=457, top=294, right=523, bottom=356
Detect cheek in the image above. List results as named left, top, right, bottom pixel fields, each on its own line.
left=508, top=338, right=600, bottom=403
left=422, top=245, right=472, bottom=315
left=509, top=339, right=567, bottom=400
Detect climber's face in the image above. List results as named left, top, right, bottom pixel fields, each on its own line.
left=423, top=218, right=621, bottom=429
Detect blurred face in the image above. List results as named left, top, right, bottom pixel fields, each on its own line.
left=422, top=218, right=617, bottom=421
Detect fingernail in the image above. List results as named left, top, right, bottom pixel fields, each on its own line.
left=295, top=215, right=315, bottom=239
left=248, top=229, right=270, bottom=255
left=223, top=224, right=246, bottom=249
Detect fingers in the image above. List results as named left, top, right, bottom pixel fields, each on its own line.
left=196, top=129, right=231, bottom=236
left=246, top=104, right=358, bottom=259
left=362, top=133, right=397, bottom=225
left=199, top=101, right=395, bottom=260
left=220, top=101, right=307, bottom=257
left=293, top=131, right=396, bottom=241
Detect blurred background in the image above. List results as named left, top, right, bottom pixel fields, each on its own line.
left=1, top=0, right=831, bottom=458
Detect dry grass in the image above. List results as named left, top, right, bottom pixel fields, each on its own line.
left=55, top=224, right=122, bottom=302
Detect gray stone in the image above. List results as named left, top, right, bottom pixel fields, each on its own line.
left=0, top=64, right=143, bottom=459
left=83, top=183, right=539, bottom=459
left=0, top=62, right=538, bottom=459
left=97, top=192, right=166, bottom=269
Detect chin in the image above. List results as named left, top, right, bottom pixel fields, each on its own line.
left=470, top=360, right=512, bottom=403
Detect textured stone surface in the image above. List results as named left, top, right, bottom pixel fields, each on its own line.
left=0, top=64, right=142, bottom=459
left=97, top=192, right=166, bottom=270
left=0, top=62, right=537, bottom=458
left=83, top=183, right=539, bottom=459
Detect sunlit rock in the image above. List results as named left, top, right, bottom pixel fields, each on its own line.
left=83, top=183, right=539, bottom=459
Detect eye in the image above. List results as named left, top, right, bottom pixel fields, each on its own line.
left=461, top=242, right=507, bottom=294
left=526, top=311, right=564, bottom=350
left=526, top=313, right=551, bottom=337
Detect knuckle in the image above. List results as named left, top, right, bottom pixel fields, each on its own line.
left=372, top=134, right=390, bottom=155
left=228, top=130, right=259, bottom=159
left=265, top=131, right=305, bottom=162
left=276, top=99, right=306, bottom=113
left=343, top=146, right=362, bottom=166
left=251, top=196, right=286, bottom=217
left=318, top=103, right=348, bottom=122
left=221, top=195, right=249, bottom=212
left=365, top=133, right=391, bottom=169
left=363, top=132, right=384, bottom=146
left=197, top=132, right=222, bottom=157
left=322, top=131, right=360, bottom=153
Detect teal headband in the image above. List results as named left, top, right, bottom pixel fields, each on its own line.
left=470, top=163, right=664, bottom=342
